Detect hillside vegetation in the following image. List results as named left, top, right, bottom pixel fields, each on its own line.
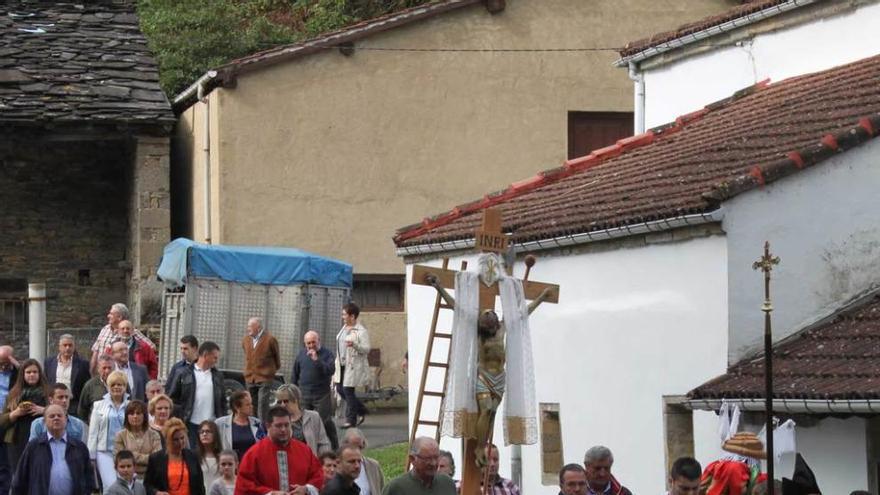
left=138, top=0, right=432, bottom=96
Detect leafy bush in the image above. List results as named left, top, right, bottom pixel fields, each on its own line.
left=138, top=0, right=432, bottom=96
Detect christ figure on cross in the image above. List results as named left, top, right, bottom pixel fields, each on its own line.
left=425, top=251, right=553, bottom=466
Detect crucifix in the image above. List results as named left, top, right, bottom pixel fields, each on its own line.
left=752, top=241, right=780, bottom=495
left=411, top=208, right=560, bottom=495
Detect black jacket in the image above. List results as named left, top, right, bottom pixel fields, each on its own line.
left=44, top=353, right=90, bottom=414
left=11, top=433, right=95, bottom=495
left=168, top=365, right=226, bottom=423
left=143, top=449, right=205, bottom=495
left=321, top=474, right=361, bottom=495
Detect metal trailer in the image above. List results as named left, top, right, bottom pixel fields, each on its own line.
left=156, top=239, right=352, bottom=389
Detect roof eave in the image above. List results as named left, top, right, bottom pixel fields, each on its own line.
left=685, top=397, right=880, bottom=414
left=614, top=0, right=818, bottom=67
left=395, top=208, right=725, bottom=258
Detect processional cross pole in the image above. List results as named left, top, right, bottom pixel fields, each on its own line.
left=752, top=241, right=780, bottom=495
left=411, top=208, right=560, bottom=495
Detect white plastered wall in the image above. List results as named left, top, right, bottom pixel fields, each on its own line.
left=406, top=234, right=728, bottom=494
left=641, top=1, right=880, bottom=128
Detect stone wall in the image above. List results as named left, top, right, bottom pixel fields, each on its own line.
left=0, top=135, right=134, bottom=353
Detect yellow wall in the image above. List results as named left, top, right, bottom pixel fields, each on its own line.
left=176, top=0, right=735, bottom=386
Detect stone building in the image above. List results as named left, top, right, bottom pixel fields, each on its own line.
left=0, top=1, right=173, bottom=355
left=172, top=0, right=736, bottom=388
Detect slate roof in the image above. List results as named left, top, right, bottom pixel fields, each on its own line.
left=0, top=1, right=173, bottom=127
left=618, top=0, right=805, bottom=60
left=690, top=294, right=880, bottom=401
left=173, top=0, right=484, bottom=112
left=393, top=53, right=880, bottom=249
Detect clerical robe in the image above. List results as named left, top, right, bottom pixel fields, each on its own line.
left=235, top=437, right=324, bottom=495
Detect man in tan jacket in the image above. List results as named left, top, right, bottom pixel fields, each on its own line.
left=242, top=317, right=281, bottom=422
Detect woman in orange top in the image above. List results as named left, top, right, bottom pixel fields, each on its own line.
left=144, top=417, right=206, bottom=495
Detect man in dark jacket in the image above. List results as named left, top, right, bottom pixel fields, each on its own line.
left=322, top=444, right=362, bottom=495
left=44, top=334, right=90, bottom=416
left=11, top=404, right=95, bottom=495
left=292, top=330, right=338, bottom=449
left=168, top=341, right=226, bottom=447
left=166, top=335, right=199, bottom=389
left=111, top=341, right=149, bottom=401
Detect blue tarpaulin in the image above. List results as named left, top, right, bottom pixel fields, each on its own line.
left=157, top=238, right=352, bottom=288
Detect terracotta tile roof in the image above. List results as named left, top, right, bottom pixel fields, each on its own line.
left=393, top=53, right=880, bottom=248
left=173, top=0, right=483, bottom=111
left=0, top=1, right=173, bottom=128
left=690, top=294, right=880, bottom=400
left=618, top=0, right=803, bottom=59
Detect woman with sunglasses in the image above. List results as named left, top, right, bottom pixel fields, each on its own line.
left=273, top=383, right=331, bottom=455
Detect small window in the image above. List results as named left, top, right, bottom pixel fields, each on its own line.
left=540, top=402, right=563, bottom=485
left=352, top=274, right=404, bottom=312
left=568, top=111, right=634, bottom=159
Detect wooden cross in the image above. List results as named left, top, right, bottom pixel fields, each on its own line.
left=411, top=208, right=560, bottom=495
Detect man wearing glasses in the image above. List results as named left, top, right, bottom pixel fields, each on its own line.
left=382, top=437, right=456, bottom=495
left=236, top=405, right=324, bottom=495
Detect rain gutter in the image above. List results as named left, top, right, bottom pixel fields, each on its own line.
left=686, top=397, right=880, bottom=414
left=172, top=70, right=218, bottom=113
left=395, top=208, right=725, bottom=258
left=614, top=0, right=820, bottom=67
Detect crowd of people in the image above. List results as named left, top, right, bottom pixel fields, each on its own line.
left=0, top=300, right=376, bottom=495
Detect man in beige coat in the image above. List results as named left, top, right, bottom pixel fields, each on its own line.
left=242, top=317, right=281, bottom=422
left=340, top=428, right=383, bottom=495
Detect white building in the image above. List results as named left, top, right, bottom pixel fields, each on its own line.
left=393, top=3, right=880, bottom=492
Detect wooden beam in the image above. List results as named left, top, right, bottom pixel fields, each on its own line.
left=412, top=264, right=559, bottom=304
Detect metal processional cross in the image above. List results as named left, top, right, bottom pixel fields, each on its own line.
left=752, top=241, right=780, bottom=495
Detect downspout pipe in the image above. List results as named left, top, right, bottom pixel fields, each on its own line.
left=197, top=83, right=212, bottom=244
left=628, top=62, right=645, bottom=134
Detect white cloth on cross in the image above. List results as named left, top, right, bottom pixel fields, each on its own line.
left=440, top=269, right=538, bottom=445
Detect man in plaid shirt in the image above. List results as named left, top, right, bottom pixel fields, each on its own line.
left=90, top=303, right=154, bottom=372
left=481, top=444, right=521, bottom=495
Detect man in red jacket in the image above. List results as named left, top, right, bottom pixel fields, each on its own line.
left=236, top=405, right=324, bottom=495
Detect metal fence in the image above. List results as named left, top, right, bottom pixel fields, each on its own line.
left=159, top=277, right=349, bottom=382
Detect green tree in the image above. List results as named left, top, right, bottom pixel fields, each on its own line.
left=138, top=0, right=432, bottom=97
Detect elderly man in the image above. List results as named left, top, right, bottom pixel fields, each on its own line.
left=559, top=464, right=587, bottom=495
left=0, top=345, right=18, bottom=494
left=29, top=384, right=86, bottom=442
left=243, top=317, right=280, bottom=422
left=437, top=450, right=455, bottom=479
left=382, top=437, right=455, bottom=495
left=481, top=444, right=520, bottom=495
left=44, top=334, right=89, bottom=415
left=322, top=444, right=363, bottom=495
left=236, top=405, right=324, bottom=495
left=168, top=341, right=225, bottom=448
left=668, top=457, right=701, bottom=495
left=583, top=446, right=632, bottom=495
left=78, top=354, right=113, bottom=420
left=111, top=341, right=148, bottom=401
left=11, top=404, right=95, bottom=495
left=108, top=320, right=158, bottom=380
left=293, top=330, right=338, bottom=449
left=91, top=303, right=153, bottom=373
left=340, top=428, right=383, bottom=495
left=166, top=335, right=198, bottom=388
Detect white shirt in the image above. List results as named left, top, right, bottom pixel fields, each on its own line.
left=251, top=329, right=264, bottom=349
left=354, top=462, right=371, bottom=495
left=190, top=364, right=215, bottom=424
left=56, top=358, right=72, bottom=388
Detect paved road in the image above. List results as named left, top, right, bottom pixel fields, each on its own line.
left=331, top=408, right=408, bottom=449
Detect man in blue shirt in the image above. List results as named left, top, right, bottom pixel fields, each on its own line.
left=11, top=404, right=95, bottom=495
left=29, top=384, right=86, bottom=442
left=292, top=330, right=338, bottom=449
left=0, top=345, right=19, bottom=494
